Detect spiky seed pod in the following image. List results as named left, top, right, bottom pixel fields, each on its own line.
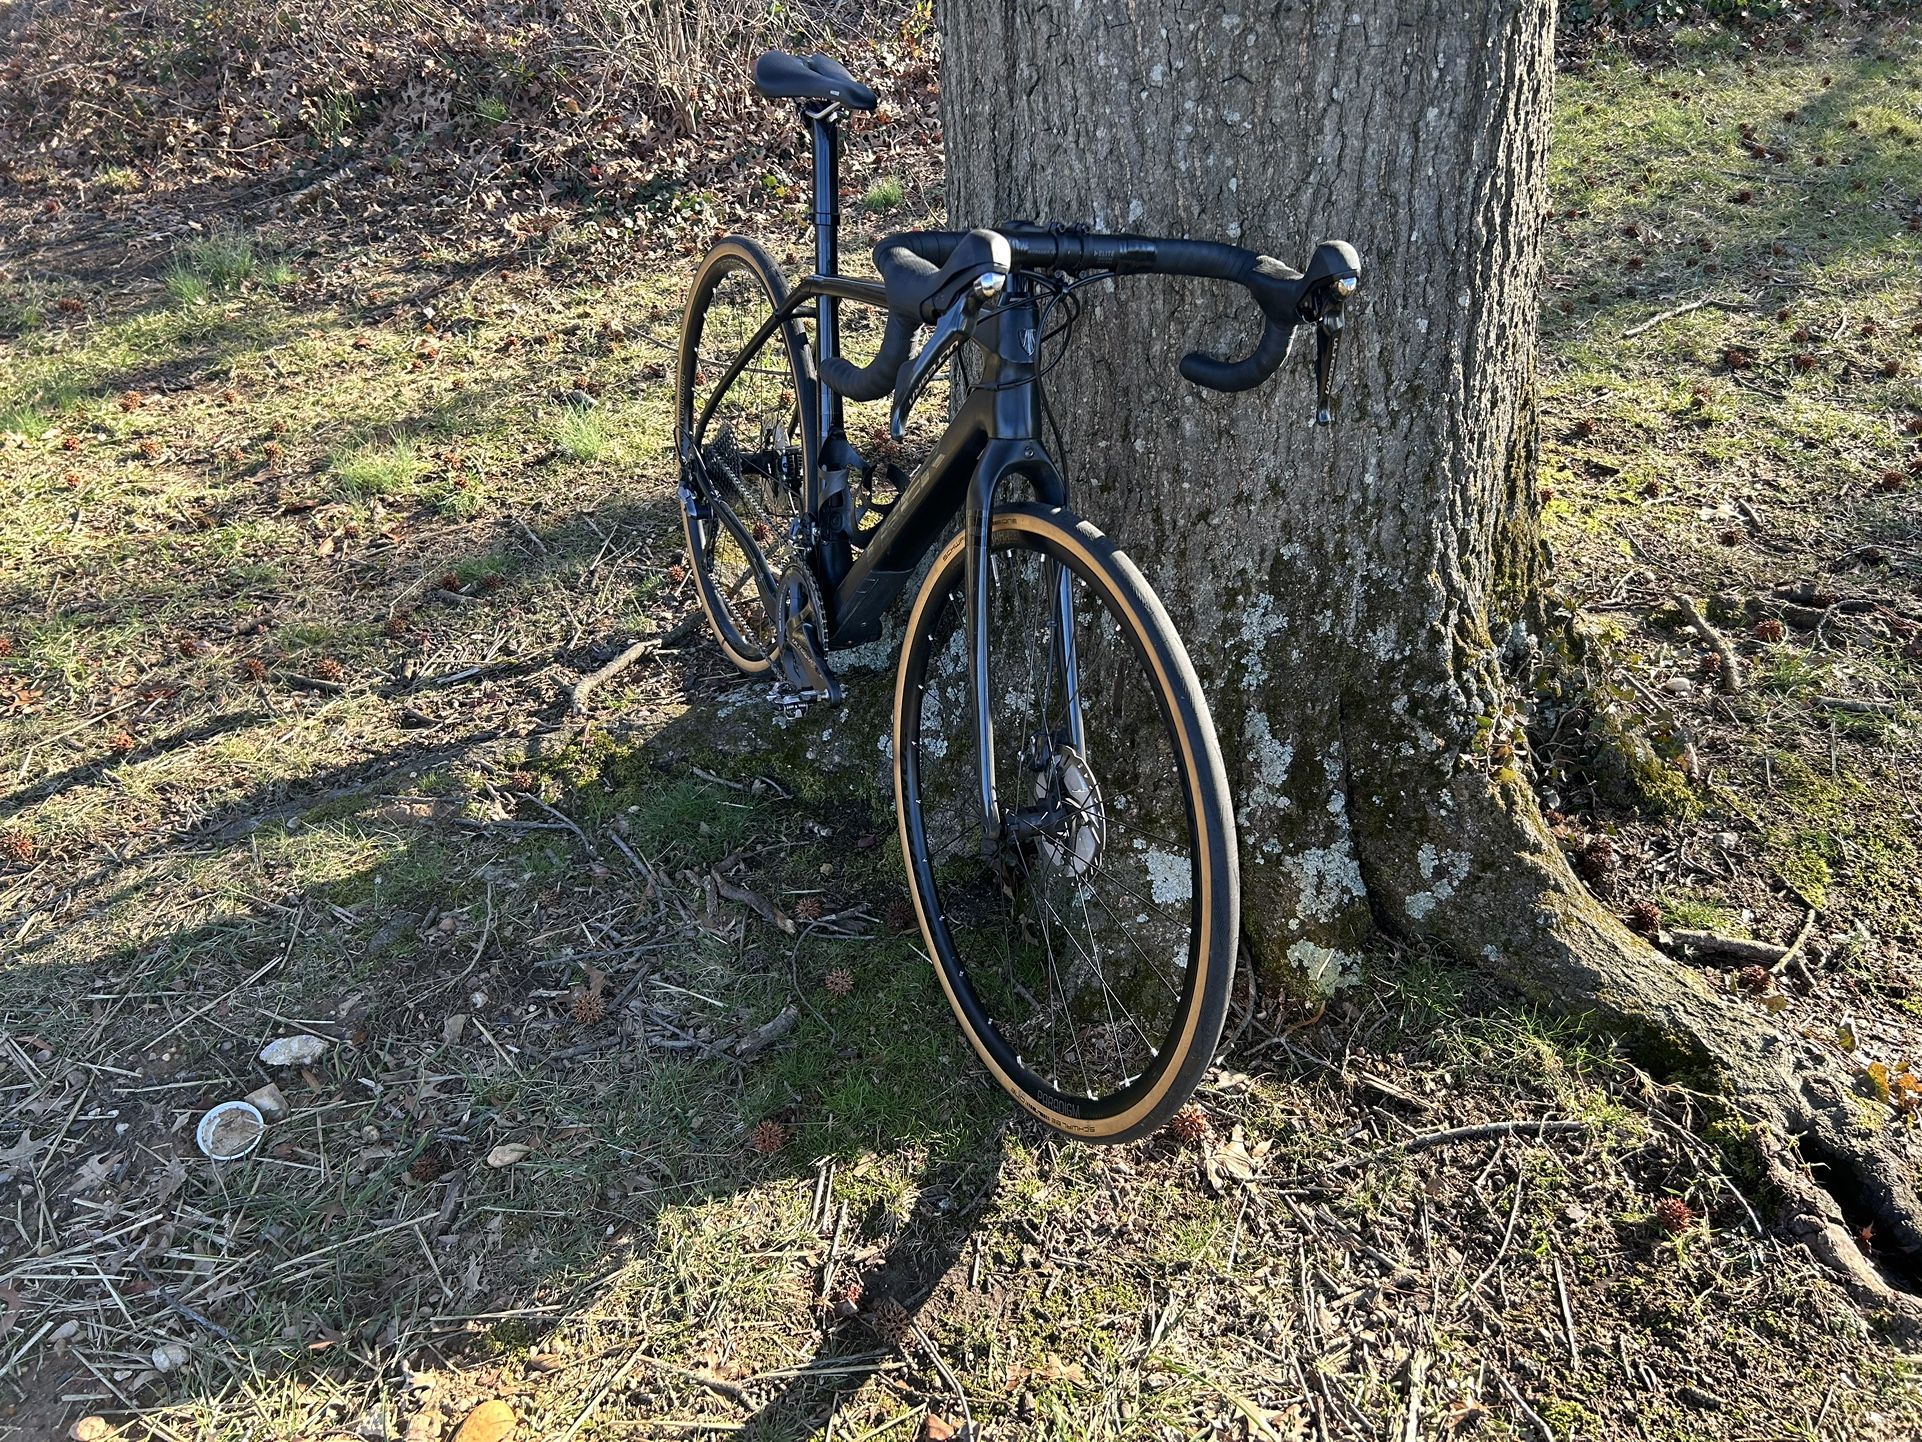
left=1654, top=1196, right=1695, bottom=1235
left=1627, top=901, right=1662, bottom=936
left=867, top=1295, right=911, bottom=1348
left=1165, top=1103, right=1213, bottom=1147
left=823, top=967, right=854, bottom=997
left=1737, top=965, right=1771, bottom=995
left=570, top=990, right=607, bottom=1025
left=749, top=1119, right=787, bottom=1155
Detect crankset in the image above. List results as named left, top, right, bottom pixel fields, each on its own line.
left=772, top=551, right=842, bottom=707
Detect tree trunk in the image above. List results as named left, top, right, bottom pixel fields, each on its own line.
left=935, top=0, right=1922, bottom=1323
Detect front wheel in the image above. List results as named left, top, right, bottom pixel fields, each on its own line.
left=893, top=504, right=1238, bottom=1142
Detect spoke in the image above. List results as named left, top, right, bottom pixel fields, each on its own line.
left=1083, top=881, right=1182, bottom=1001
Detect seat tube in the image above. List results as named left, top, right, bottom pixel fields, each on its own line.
left=810, top=112, right=844, bottom=508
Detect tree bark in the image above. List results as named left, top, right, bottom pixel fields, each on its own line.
left=935, top=0, right=1922, bottom=1322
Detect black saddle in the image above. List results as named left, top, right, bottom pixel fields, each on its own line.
left=752, top=51, right=877, bottom=112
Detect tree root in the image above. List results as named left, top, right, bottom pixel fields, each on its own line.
left=1348, top=760, right=1922, bottom=1334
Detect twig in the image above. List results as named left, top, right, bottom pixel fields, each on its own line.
left=1662, top=929, right=1786, bottom=966
left=820, top=1198, right=850, bottom=1308
left=557, top=1347, right=646, bottom=1442
left=907, top=1320, right=975, bottom=1440
left=713, top=872, right=796, bottom=935
left=1333, top=1119, right=1588, bottom=1172
left=1768, top=907, right=1819, bottom=977
left=1458, top=1172, right=1525, bottom=1306
left=1674, top=594, right=1742, bottom=694
left=733, top=1004, right=798, bottom=1060
left=1402, top=1349, right=1428, bottom=1442
left=515, top=791, right=601, bottom=863
left=1553, top=1255, right=1579, bottom=1368
left=133, top=1264, right=236, bottom=1341
left=571, top=639, right=651, bottom=713
left=1813, top=695, right=1903, bottom=715
left=1622, top=294, right=1749, bottom=338
left=1496, top=1370, right=1556, bottom=1442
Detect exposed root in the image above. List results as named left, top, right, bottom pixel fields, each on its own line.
left=1345, top=751, right=1922, bottom=1331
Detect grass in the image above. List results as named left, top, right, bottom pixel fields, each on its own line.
left=861, top=176, right=906, bottom=211
left=329, top=434, right=421, bottom=494
left=164, top=229, right=265, bottom=304
left=1, top=25, right=1920, bottom=1442
left=553, top=406, right=609, bottom=461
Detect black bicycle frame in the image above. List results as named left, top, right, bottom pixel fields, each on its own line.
left=689, top=104, right=1078, bottom=843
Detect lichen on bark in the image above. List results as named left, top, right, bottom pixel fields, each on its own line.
left=936, top=0, right=1922, bottom=1322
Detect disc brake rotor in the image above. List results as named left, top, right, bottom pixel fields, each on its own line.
left=1033, top=744, right=1105, bottom=878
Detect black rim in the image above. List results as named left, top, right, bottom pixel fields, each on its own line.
left=678, top=250, right=811, bottom=666
left=898, top=520, right=1213, bottom=1123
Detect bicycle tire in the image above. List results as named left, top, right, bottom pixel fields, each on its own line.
left=893, top=503, right=1238, bottom=1142
left=675, top=236, right=817, bottom=675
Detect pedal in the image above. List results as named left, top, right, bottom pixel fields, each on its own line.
left=768, top=682, right=816, bottom=719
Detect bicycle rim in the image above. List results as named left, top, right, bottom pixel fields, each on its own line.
left=676, top=240, right=813, bottom=672
left=893, top=504, right=1237, bottom=1142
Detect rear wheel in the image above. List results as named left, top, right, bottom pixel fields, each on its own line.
left=675, top=237, right=814, bottom=674
left=893, top=504, right=1238, bottom=1142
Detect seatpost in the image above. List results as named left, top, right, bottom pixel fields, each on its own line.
left=805, top=103, right=855, bottom=586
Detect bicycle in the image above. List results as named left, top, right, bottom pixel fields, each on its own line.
left=675, top=50, right=1361, bottom=1142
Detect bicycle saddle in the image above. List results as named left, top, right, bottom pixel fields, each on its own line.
left=752, top=52, right=877, bottom=112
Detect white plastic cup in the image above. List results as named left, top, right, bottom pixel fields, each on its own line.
left=196, top=1101, right=265, bottom=1161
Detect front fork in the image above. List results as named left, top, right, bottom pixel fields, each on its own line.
left=964, top=441, right=1079, bottom=854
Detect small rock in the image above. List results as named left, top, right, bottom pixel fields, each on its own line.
left=259, top=1035, right=330, bottom=1067
left=486, top=1142, right=532, bottom=1168
left=69, top=1420, right=113, bottom=1442
left=452, top=1398, right=517, bottom=1442
left=152, top=1341, right=191, bottom=1373
left=244, top=1083, right=290, bottom=1121
left=1662, top=676, right=1695, bottom=695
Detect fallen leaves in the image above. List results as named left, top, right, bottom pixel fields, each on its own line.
left=451, top=1399, right=516, bottom=1442
left=1203, top=1125, right=1272, bottom=1191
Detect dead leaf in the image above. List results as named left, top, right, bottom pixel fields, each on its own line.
left=0, top=1131, right=44, bottom=1168
left=1034, top=1353, right=1087, bottom=1386
left=1867, top=1061, right=1892, bottom=1102
left=452, top=1398, right=517, bottom=1442
left=486, top=1142, right=532, bottom=1168
left=924, top=1414, right=958, bottom=1440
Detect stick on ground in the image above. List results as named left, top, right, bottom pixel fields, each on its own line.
left=1674, top=593, right=1743, bottom=694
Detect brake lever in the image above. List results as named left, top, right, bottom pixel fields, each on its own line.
left=1301, top=274, right=1357, bottom=426
left=1313, top=311, right=1341, bottom=427
left=891, top=292, right=979, bottom=442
